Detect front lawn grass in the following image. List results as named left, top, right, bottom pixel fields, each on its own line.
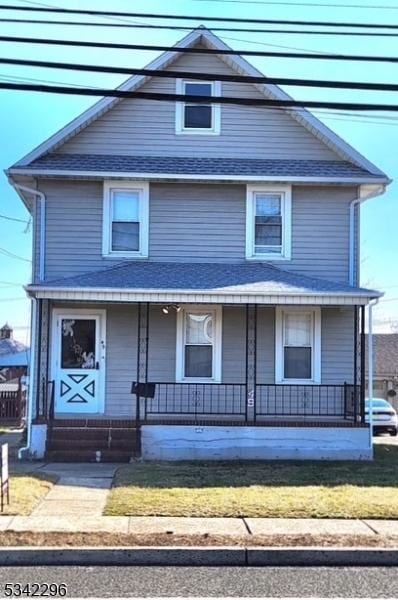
left=1, top=474, right=56, bottom=516
left=105, top=444, right=398, bottom=519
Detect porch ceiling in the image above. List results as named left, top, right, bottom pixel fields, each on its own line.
left=27, top=262, right=381, bottom=305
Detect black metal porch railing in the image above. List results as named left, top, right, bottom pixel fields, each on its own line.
left=140, top=382, right=248, bottom=421
left=255, top=383, right=362, bottom=422
left=35, top=378, right=54, bottom=422
left=134, top=382, right=363, bottom=424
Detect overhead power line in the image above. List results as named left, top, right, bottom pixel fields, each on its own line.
left=0, top=5, right=397, bottom=29
left=0, top=247, right=31, bottom=262
left=3, top=82, right=398, bottom=112
left=2, top=35, right=398, bottom=64
left=193, top=0, right=398, bottom=8
left=3, top=19, right=398, bottom=36
left=2, top=67, right=397, bottom=124
left=0, top=212, right=29, bottom=223
left=3, top=56, right=398, bottom=92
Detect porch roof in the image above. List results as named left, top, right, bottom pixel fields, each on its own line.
left=8, top=154, right=389, bottom=183
left=27, top=262, right=381, bottom=305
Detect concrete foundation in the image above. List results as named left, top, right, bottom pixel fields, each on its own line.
left=29, top=423, right=48, bottom=459
left=141, top=425, right=372, bottom=461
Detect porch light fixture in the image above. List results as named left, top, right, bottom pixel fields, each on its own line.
left=161, top=304, right=181, bottom=315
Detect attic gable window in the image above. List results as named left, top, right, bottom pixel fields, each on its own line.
left=176, top=79, right=221, bottom=134
left=102, top=181, right=149, bottom=258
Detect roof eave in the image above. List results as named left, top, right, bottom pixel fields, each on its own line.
left=25, top=284, right=382, bottom=305
left=6, top=168, right=390, bottom=185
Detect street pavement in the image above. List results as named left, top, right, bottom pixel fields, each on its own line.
left=0, top=566, right=396, bottom=597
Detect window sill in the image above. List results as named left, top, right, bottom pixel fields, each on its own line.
left=276, top=380, right=321, bottom=385
left=176, top=378, right=222, bottom=384
left=175, top=129, right=220, bottom=136
left=246, top=255, right=291, bottom=262
left=102, top=253, right=148, bottom=259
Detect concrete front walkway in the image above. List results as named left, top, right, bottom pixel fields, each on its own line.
left=30, top=463, right=119, bottom=517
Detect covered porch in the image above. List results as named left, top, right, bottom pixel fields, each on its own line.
left=26, top=261, right=378, bottom=460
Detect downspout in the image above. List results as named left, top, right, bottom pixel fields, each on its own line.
left=18, top=297, right=37, bottom=459
left=349, top=184, right=386, bottom=287
left=368, top=298, right=379, bottom=454
left=11, top=184, right=46, bottom=282
left=9, top=184, right=46, bottom=458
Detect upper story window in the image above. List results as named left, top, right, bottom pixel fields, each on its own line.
left=245, top=185, right=292, bottom=261
left=175, top=79, right=221, bottom=135
left=102, top=181, right=149, bottom=258
left=276, top=307, right=321, bottom=384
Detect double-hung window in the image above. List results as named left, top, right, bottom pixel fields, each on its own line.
left=103, top=181, right=149, bottom=258
left=246, top=185, right=292, bottom=260
left=276, top=307, right=321, bottom=383
left=176, top=307, right=222, bottom=382
left=176, top=79, right=221, bottom=134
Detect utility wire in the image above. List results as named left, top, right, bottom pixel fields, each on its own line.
left=3, top=56, right=398, bottom=92
left=2, top=68, right=397, bottom=124
left=3, top=82, right=398, bottom=112
left=1, top=5, right=397, bottom=29
left=3, top=19, right=398, bottom=36
left=2, top=35, right=398, bottom=64
left=193, top=0, right=398, bottom=8
left=0, top=247, right=31, bottom=262
left=0, top=212, right=29, bottom=223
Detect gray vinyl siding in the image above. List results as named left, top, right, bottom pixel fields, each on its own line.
left=147, top=306, right=176, bottom=381
left=222, top=306, right=246, bottom=383
left=56, top=50, right=341, bottom=161
left=105, top=304, right=137, bottom=416
left=150, top=183, right=246, bottom=262
left=257, top=307, right=276, bottom=384
left=39, top=179, right=355, bottom=283
left=322, top=307, right=354, bottom=384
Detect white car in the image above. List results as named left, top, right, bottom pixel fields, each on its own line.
left=365, top=398, right=398, bottom=436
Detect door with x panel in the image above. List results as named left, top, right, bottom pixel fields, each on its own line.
left=52, top=310, right=106, bottom=414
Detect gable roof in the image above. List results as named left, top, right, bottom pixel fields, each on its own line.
left=9, top=27, right=387, bottom=178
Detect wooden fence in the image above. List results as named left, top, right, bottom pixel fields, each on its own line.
left=0, top=387, right=26, bottom=426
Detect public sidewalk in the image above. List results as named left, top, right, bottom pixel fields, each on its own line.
left=5, top=461, right=398, bottom=539
left=0, top=514, right=397, bottom=537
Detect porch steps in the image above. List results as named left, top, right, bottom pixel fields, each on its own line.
left=45, top=420, right=141, bottom=462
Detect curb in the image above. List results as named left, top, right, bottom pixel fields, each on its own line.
left=0, top=546, right=397, bottom=566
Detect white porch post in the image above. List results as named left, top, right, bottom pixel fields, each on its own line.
left=368, top=299, right=379, bottom=450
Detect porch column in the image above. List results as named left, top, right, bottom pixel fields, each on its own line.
left=360, top=304, right=366, bottom=424
left=36, top=299, right=50, bottom=421
left=136, top=302, right=149, bottom=421
left=245, top=304, right=257, bottom=423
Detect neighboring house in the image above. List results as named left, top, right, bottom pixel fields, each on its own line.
left=0, top=323, right=29, bottom=383
left=6, top=28, right=390, bottom=461
left=366, top=334, right=398, bottom=409
left=0, top=324, right=29, bottom=425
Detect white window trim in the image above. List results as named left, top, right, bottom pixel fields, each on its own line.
left=275, top=306, right=321, bottom=384
left=176, top=305, right=222, bottom=383
left=245, top=184, right=292, bottom=261
left=102, top=181, right=149, bottom=258
left=175, top=79, right=221, bottom=135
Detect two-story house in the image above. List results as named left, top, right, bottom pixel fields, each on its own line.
left=7, top=28, right=389, bottom=461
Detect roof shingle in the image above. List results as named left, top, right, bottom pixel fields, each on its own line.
left=20, top=154, right=384, bottom=179
left=31, top=261, right=381, bottom=297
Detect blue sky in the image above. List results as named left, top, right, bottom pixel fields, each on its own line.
left=0, top=0, right=397, bottom=342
